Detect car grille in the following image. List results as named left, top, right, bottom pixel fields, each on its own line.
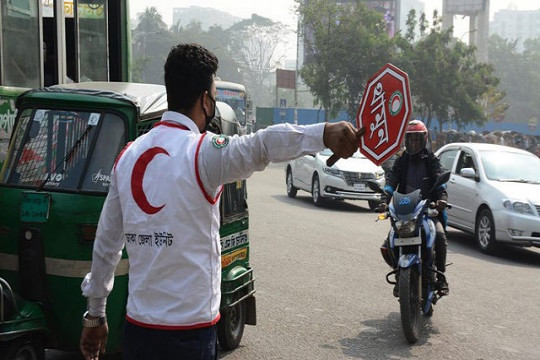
left=342, top=171, right=375, bottom=186
left=536, top=205, right=540, bottom=216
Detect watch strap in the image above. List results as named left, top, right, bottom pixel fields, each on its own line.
left=82, top=311, right=107, bottom=327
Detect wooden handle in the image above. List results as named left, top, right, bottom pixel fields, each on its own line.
left=326, top=154, right=340, bottom=167
left=326, top=127, right=365, bottom=167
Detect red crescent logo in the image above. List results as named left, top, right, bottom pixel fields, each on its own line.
left=131, top=147, right=169, bottom=214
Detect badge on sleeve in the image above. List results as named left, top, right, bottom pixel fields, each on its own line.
left=212, top=135, right=229, bottom=148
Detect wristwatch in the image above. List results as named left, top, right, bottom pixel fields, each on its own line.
left=82, top=311, right=107, bottom=328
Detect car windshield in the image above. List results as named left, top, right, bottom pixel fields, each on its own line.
left=319, top=149, right=365, bottom=159
left=480, top=150, right=540, bottom=183
left=0, top=108, right=126, bottom=192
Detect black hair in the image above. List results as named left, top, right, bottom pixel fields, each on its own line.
left=164, top=43, right=218, bottom=112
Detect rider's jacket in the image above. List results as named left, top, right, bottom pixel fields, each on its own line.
left=384, top=148, right=448, bottom=208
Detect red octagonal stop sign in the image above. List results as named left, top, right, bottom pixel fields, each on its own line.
left=356, top=63, right=411, bottom=166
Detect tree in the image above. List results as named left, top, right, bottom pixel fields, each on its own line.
left=132, top=7, right=171, bottom=84
left=334, top=2, right=395, bottom=119
left=396, top=10, right=502, bottom=130
left=135, top=7, right=168, bottom=33
left=170, top=21, right=244, bottom=84
left=297, top=0, right=394, bottom=121
left=296, top=0, right=344, bottom=121
left=489, top=35, right=540, bottom=123
left=227, top=14, right=290, bottom=107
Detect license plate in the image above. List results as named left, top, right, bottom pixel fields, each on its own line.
left=394, top=236, right=421, bottom=246
left=353, top=183, right=366, bottom=191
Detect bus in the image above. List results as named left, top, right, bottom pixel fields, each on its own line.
left=0, top=0, right=131, bottom=166
left=216, top=79, right=253, bottom=132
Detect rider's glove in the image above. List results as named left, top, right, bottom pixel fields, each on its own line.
left=378, top=202, right=388, bottom=213
left=435, top=200, right=447, bottom=212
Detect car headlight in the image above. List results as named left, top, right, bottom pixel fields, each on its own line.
left=323, top=167, right=342, bottom=177
left=503, top=200, right=534, bottom=215
left=375, top=170, right=385, bottom=180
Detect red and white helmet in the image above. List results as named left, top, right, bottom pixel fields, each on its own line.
left=404, top=120, right=427, bottom=154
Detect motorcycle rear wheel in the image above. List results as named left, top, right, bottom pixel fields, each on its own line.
left=399, top=267, right=420, bottom=344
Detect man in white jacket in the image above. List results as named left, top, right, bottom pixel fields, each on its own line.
left=80, top=43, right=361, bottom=360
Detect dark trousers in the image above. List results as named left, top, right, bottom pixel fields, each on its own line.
left=433, top=219, right=447, bottom=275
left=122, top=320, right=218, bottom=360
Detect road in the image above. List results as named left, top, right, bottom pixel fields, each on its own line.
left=219, top=163, right=540, bottom=360
left=47, top=162, right=540, bottom=360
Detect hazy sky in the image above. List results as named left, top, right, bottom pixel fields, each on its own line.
left=128, top=0, right=540, bottom=59
left=129, top=0, right=540, bottom=26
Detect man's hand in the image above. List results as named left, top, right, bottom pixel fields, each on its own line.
left=378, top=202, right=388, bottom=213
left=435, top=200, right=447, bottom=212
left=80, top=323, right=108, bottom=360
left=324, top=122, right=364, bottom=166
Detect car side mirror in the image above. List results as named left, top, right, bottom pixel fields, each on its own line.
left=460, top=167, right=478, bottom=181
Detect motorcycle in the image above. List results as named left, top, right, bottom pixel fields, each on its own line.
left=368, top=171, right=451, bottom=344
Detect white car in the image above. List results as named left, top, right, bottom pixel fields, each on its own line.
left=435, top=143, right=540, bottom=253
left=285, top=149, right=385, bottom=209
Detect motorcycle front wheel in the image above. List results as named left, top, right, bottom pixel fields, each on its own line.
left=399, top=267, right=420, bottom=344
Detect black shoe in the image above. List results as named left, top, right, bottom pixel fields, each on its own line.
left=436, top=279, right=449, bottom=295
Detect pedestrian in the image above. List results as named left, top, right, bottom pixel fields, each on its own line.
left=79, top=43, right=361, bottom=360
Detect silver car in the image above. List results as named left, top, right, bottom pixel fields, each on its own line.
left=435, top=143, right=540, bottom=253
left=285, top=149, right=385, bottom=209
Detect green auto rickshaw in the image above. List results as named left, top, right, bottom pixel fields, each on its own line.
left=0, top=82, right=255, bottom=359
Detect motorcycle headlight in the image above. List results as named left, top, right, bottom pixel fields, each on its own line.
left=395, top=219, right=417, bottom=237
left=323, top=167, right=342, bottom=177
left=503, top=200, right=534, bottom=215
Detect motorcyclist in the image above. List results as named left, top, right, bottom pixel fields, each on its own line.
left=379, top=120, right=449, bottom=296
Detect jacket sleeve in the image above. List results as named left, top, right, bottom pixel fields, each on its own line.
left=430, top=154, right=448, bottom=202
left=199, top=123, right=326, bottom=193
left=383, top=155, right=403, bottom=203
left=80, top=173, right=125, bottom=317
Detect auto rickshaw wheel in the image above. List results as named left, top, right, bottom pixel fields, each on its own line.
left=217, top=301, right=246, bottom=350
left=2, top=337, right=44, bottom=360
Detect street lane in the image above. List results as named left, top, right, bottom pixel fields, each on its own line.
left=47, top=162, right=540, bottom=360
left=220, top=162, right=540, bottom=360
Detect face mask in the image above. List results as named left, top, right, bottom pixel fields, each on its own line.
left=203, top=93, right=216, bottom=132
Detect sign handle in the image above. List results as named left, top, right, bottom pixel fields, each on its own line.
left=326, top=127, right=365, bottom=167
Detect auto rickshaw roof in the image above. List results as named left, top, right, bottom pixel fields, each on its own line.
left=18, top=82, right=168, bottom=121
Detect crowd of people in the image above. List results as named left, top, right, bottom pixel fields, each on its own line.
left=430, top=129, right=540, bottom=157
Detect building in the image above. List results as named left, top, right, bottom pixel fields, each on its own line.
left=490, top=8, right=540, bottom=52
left=441, top=0, right=489, bottom=62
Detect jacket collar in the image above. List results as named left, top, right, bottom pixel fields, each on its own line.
left=160, top=111, right=200, bottom=134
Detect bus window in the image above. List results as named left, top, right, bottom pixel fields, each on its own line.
left=78, top=0, right=108, bottom=81
left=216, top=81, right=248, bottom=127
left=0, top=0, right=41, bottom=87
left=42, top=1, right=58, bottom=86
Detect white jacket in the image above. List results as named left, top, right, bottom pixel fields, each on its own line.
left=82, top=111, right=325, bottom=328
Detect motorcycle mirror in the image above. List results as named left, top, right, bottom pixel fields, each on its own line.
left=428, top=171, right=451, bottom=193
